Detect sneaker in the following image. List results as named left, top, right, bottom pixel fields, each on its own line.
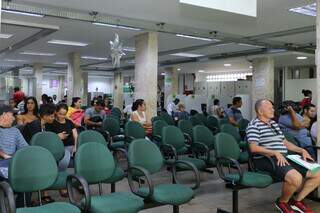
left=275, top=198, right=295, bottom=213
left=290, top=199, right=314, bottom=213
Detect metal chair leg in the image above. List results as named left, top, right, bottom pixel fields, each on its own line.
left=233, top=189, right=239, bottom=213
left=173, top=205, right=179, bottom=213
left=111, top=183, right=116, bottom=193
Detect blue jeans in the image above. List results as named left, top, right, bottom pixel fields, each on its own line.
left=58, top=146, right=73, bottom=171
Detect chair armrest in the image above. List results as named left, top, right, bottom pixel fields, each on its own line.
left=249, top=153, right=276, bottom=173
left=171, top=160, right=200, bottom=190
left=216, top=157, right=243, bottom=183
left=67, top=174, right=91, bottom=212
left=183, top=133, right=192, bottom=145
left=160, top=144, right=178, bottom=161
left=127, top=166, right=154, bottom=200
left=0, top=181, right=15, bottom=213
left=104, top=130, right=112, bottom=145
left=113, top=135, right=125, bottom=141
left=191, top=142, right=210, bottom=162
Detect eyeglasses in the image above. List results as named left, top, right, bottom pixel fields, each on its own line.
left=269, top=123, right=281, bottom=136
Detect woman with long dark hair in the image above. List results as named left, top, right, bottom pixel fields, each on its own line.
left=16, top=96, right=39, bottom=125
left=67, top=97, right=84, bottom=126
left=131, top=99, right=152, bottom=132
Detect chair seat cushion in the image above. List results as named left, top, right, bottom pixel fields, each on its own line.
left=110, top=141, right=126, bottom=149
left=89, top=192, right=144, bottom=213
left=137, top=183, right=194, bottom=205
left=225, top=171, right=273, bottom=188
left=49, top=171, right=69, bottom=190
left=104, top=166, right=125, bottom=183
left=17, top=202, right=80, bottom=213
left=176, top=156, right=206, bottom=170
left=199, top=152, right=217, bottom=167
left=239, top=151, right=249, bottom=163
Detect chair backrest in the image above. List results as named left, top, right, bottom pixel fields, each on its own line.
left=238, top=119, right=250, bottom=131
left=30, top=131, right=65, bottom=162
left=207, top=116, right=220, bottom=131
left=189, top=116, right=203, bottom=126
left=103, top=117, right=120, bottom=137
left=111, top=107, right=121, bottom=115
left=125, top=121, right=146, bottom=139
left=77, top=130, right=107, bottom=148
left=9, top=146, right=58, bottom=192
left=178, top=119, right=194, bottom=138
left=151, top=116, right=164, bottom=123
left=128, top=139, right=163, bottom=175
left=284, top=132, right=300, bottom=147
left=162, top=126, right=185, bottom=150
left=220, top=124, right=242, bottom=142
left=193, top=125, right=215, bottom=150
left=219, top=117, right=229, bottom=126
left=107, top=113, right=120, bottom=121
left=214, top=133, right=240, bottom=161
left=160, top=112, right=175, bottom=125
left=75, top=142, right=115, bottom=184
left=152, top=120, right=168, bottom=137
left=195, top=113, right=207, bottom=126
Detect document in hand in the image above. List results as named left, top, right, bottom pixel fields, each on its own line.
left=287, top=155, right=320, bottom=174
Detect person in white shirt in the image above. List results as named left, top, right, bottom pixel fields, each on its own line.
left=211, top=99, right=224, bottom=118
left=123, top=104, right=133, bottom=115
left=167, top=98, right=180, bottom=116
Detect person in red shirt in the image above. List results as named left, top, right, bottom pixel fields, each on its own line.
left=300, top=89, right=312, bottom=109
left=13, top=87, right=25, bottom=104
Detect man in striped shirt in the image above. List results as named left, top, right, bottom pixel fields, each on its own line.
left=247, top=99, right=320, bottom=213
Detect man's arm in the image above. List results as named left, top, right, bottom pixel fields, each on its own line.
left=16, top=129, right=28, bottom=150
left=0, top=150, right=11, bottom=159
left=288, top=107, right=305, bottom=130
left=84, top=116, right=101, bottom=126
left=284, top=139, right=314, bottom=161
left=249, top=143, right=289, bottom=166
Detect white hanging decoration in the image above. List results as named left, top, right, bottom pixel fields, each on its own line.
left=109, top=33, right=126, bottom=68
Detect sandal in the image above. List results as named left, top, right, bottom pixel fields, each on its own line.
left=41, top=196, right=55, bottom=204
left=59, top=190, right=68, bottom=198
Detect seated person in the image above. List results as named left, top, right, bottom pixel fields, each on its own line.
left=84, top=99, right=106, bottom=130
left=167, top=98, right=180, bottom=117
left=131, top=99, right=152, bottom=132
left=301, top=104, right=316, bottom=130
left=278, top=101, right=315, bottom=158
left=173, top=104, right=189, bottom=121
left=225, top=97, right=243, bottom=126
left=0, top=104, right=29, bottom=207
left=211, top=99, right=224, bottom=118
left=247, top=99, right=320, bottom=213
left=16, top=97, right=39, bottom=125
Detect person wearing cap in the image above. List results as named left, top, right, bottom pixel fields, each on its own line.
left=84, top=98, right=106, bottom=130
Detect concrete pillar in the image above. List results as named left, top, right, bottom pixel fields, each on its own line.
left=11, top=69, right=21, bottom=89
left=134, top=32, right=158, bottom=121
left=251, top=57, right=274, bottom=118
left=82, top=72, right=88, bottom=106
left=33, top=63, right=43, bottom=101
left=113, top=71, right=124, bottom=109
left=67, top=52, right=82, bottom=105
left=57, top=75, right=65, bottom=101
left=164, top=67, right=179, bottom=106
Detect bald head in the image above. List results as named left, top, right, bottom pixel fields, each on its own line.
left=255, top=99, right=274, bottom=119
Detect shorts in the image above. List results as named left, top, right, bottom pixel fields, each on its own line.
left=254, top=156, right=308, bottom=181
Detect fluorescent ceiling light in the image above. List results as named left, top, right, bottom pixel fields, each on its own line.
left=20, top=51, right=56, bottom=56
left=176, top=34, right=217, bottom=42
left=161, top=72, right=166, bottom=76
left=48, top=39, right=89, bottom=47
left=81, top=56, right=108, bottom=60
left=171, top=53, right=204, bottom=58
left=123, top=47, right=136, bottom=52
left=54, top=62, right=68, bottom=65
left=224, top=64, right=232, bottom=67
left=2, top=9, right=44, bottom=17
left=237, top=43, right=264, bottom=48
left=0, top=33, right=13, bottom=39
left=5, top=59, right=27, bottom=62
left=177, top=68, right=181, bottom=71
left=198, top=70, right=205, bottom=73
left=297, top=56, right=308, bottom=60
left=288, top=3, right=316, bottom=17
left=92, top=22, right=141, bottom=31
left=249, top=66, right=253, bottom=69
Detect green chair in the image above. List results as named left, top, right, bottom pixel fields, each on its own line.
left=214, top=133, right=273, bottom=213
left=75, top=142, right=144, bottom=213
left=238, top=118, right=250, bottom=139
left=77, top=130, right=126, bottom=193
left=111, top=107, right=122, bottom=116
left=161, top=126, right=206, bottom=171
left=194, top=113, right=207, bottom=126
left=152, top=120, right=168, bottom=144
left=219, top=117, right=229, bottom=126
left=127, top=139, right=200, bottom=213
left=125, top=121, right=146, bottom=143
left=178, top=119, right=194, bottom=143
left=30, top=131, right=70, bottom=191
left=189, top=116, right=203, bottom=126
left=206, top=116, right=220, bottom=133
left=7, top=146, right=86, bottom=212
left=160, top=112, right=175, bottom=125
left=103, top=117, right=126, bottom=150
left=151, top=116, right=164, bottom=124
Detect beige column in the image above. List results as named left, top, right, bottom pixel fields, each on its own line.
left=164, top=67, right=179, bottom=106
left=67, top=52, right=82, bottom=105
left=251, top=57, right=274, bottom=117
left=113, top=71, right=124, bottom=109
left=82, top=72, right=88, bottom=106
left=33, top=63, right=43, bottom=101
left=57, top=75, right=65, bottom=101
left=11, top=69, right=21, bottom=89
left=134, top=32, right=158, bottom=120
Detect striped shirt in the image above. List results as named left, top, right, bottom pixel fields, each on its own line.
left=0, top=127, right=28, bottom=155
left=246, top=118, right=287, bottom=154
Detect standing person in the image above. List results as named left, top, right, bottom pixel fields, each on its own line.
left=84, top=99, right=106, bottom=130
left=52, top=94, right=58, bottom=104
left=167, top=98, right=180, bottom=117
left=104, top=96, right=112, bottom=114
left=300, top=89, right=312, bottom=109
left=225, top=97, right=243, bottom=126
left=13, top=87, right=25, bottom=105
left=16, top=97, right=39, bottom=125
left=173, top=104, right=189, bottom=121
left=131, top=99, right=152, bottom=130
left=67, top=97, right=84, bottom=127
left=211, top=99, right=224, bottom=118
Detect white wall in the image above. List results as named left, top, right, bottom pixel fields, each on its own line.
left=88, top=76, right=113, bottom=94
left=284, top=79, right=317, bottom=104
left=42, top=76, right=60, bottom=97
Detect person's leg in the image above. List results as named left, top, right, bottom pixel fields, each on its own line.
left=280, top=169, right=303, bottom=202
left=296, top=171, right=320, bottom=201
left=58, top=148, right=71, bottom=172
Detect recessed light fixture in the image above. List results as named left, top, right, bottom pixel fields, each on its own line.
left=48, top=39, right=89, bottom=47
left=176, top=34, right=218, bottom=42
left=170, top=53, right=204, bottom=58
left=0, top=33, right=13, bottom=39
left=81, top=56, right=108, bottom=60
left=297, top=56, right=308, bottom=60
left=2, top=9, right=44, bottom=17
left=54, top=62, right=68, bottom=65
left=237, top=43, right=264, bottom=48
left=177, top=68, right=181, bottom=71
left=224, top=64, right=232, bottom=67
left=92, top=22, right=141, bottom=31
left=5, top=59, right=28, bottom=62
left=123, top=47, right=136, bottom=52
left=288, top=3, right=316, bottom=17
left=198, top=70, right=205, bottom=73
left=249, top=66, right=253, bottom=69
left=20, top=51, right=56, bottom=56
